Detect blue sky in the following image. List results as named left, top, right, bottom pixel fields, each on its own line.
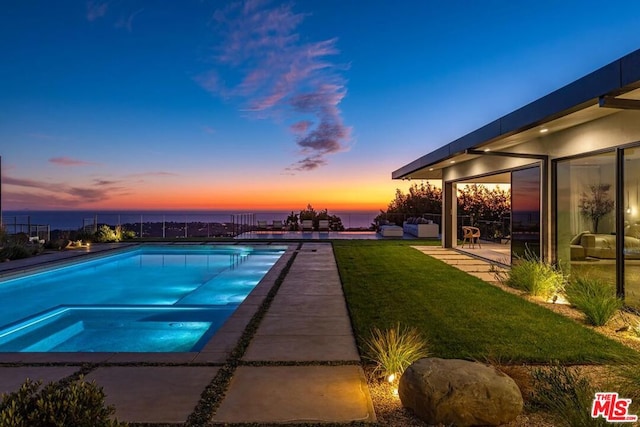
left=2, top=1, right=640, bottom=210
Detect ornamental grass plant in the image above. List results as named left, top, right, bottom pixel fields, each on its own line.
left=363, top=323, right=429, bottom=380
left=502, top=249, right=565, bottom=299
left=565, top=277, right=622, bottom=326
left=532, top=364, right=610, bottom=427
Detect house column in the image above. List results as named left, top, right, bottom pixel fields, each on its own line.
left=443, top=181, right=455, bottom=248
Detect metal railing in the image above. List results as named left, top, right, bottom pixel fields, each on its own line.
left=2, top=211, right=383, bottom=240
left=376, top=212, right=511, bottom=242
left=1, top=217, right=50, bottom=241
left=1, top=211, right=511, bottom=241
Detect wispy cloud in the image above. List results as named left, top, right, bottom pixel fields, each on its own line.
left=87, top=1, right=109, bottom=21
left=202, top=125, right=216, bottom=135
left=49, top=157, right=99, bottom=166
left=115, top=9, right=143, bottom=32
left=26, top=133, right=69, bottom=141
left=127, top=171, right=177, bottom=177
left=200, top=0, right=351, bottom=172
left=3, top=175, right=129, bottom=204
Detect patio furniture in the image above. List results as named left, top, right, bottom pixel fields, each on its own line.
left=318, top=219, right=330, bottom=231
left=301, top=219, right=313, bottom=231
left=271, top=220, right=283, bottom=231
left=257, top=220, right=268, bottom=230
left=403, top=221, right=439, bottom=238
left=379, top=225, right=403, bottom=237
left=462, top=226, right=481, bottom=248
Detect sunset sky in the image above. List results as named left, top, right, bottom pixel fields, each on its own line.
left=3, top=1, right=640, bottom=211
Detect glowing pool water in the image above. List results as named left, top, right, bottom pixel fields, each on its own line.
left=0, top=245, right=284, bottom=352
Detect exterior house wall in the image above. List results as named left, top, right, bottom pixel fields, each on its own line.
left=438, top=110, right=640, bottom=260
left=532, top=110, right=640, bottom=158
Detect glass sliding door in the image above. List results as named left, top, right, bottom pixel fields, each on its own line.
left=623, top=147, right=640, bottom=308
left=556, top=152, right=616, bottom=290
left=511, top=166, right=541, bottom=261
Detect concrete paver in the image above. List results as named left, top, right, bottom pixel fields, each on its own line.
left=212, top=366, right=375, bottom=423
left=87, top=366, right=218, bottom=424
left=0, top=366, right=79, bottom=395
left=268, top=294, right=350, bottom=316
left=257, top=313, right=354, bottom=336
left=413, top=245, right=508, bottom=283
left=242, top=243, right=360, bottom=365
left=243, top=335, right=360, bottom=361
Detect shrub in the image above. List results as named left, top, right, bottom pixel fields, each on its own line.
left=0, top=377, right=126, bottom=427
left=9, top=233, right=29, bottom=245
left=44, top=239, right=69, bottom=251
left=363, top=323, right=429, bottom=380
left=565, top=277, right=622, bottom=326
left=119, top=227, right=136, bottom=240
left=0, top=244, right=32, bottom=261
left=501, top=250, right=565, bottom=299
left=72, top=231, right=95, bottom=244
left=95, top=225, right=117, bottom=243
left=532, top=364, right=609, bottom=427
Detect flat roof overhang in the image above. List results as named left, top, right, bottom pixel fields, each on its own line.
left=393, top=48, right=640, bottom=180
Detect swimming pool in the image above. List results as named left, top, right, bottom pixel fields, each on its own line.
left=0, top=245, right=285, bottom=352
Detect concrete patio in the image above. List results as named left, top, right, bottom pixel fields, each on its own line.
left=0, top=242, right=376, bottom=425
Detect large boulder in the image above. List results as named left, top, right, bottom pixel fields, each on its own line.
left=399, top=358, right=523, bottom=426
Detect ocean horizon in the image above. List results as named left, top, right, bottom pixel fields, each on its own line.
left=1, top=209, right=382, bottom=231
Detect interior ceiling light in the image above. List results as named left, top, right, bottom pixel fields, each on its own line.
left=429, top=168, right=434, bottom=171
left=450, top=160, right=456, bottom=164
left=484, top=148, right=491, bottom=152
left=540, top=128, right=549, bottom=133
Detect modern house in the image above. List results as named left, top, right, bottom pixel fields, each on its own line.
left=392, top=48, right=640, bottom=308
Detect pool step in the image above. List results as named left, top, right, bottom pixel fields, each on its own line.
left=176, top=255, right=276, bottom=305
left=0, top=306, right=236, bottom=352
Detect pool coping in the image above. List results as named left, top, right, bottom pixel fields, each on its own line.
left=0, top=242, right=296, bottom=364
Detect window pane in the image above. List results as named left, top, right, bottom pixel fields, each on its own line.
left=624, top=147, right=640, bottom=308
left=557, top=152, right=616, bottom=293
left=511, top=166, right=540, bottom=260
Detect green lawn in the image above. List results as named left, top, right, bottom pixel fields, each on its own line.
left=333, top=240, right=637, bottom=363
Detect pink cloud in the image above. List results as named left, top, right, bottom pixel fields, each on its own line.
left=49, top=157, right=99, bottom=166
left=201, top=1, right=351, bottom=172
left=3, top=175, right=129, bottom=204
left=290, top=120, right=313, bottom=133
left=286, top=155, right=327, bottom=172
left=126, top=171, right=178, bottom=178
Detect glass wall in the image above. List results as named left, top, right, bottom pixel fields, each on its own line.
left=556, top=152, right=616, bottom=294
left=511, top=166, right=541, bottom=260
left=624, top=147, right=640, bottom=308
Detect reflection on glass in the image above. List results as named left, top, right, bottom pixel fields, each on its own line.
left=624, top=148, right=640, bottom=308
left=511, top=166, right=541, bottom=260
left=556, top=152, right=616, bottom=301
